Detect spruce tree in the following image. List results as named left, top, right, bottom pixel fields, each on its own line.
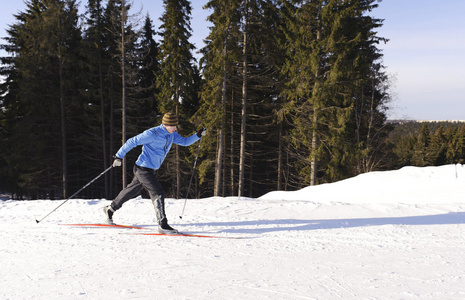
left=1, top=0, right=83, bottom=198
left=82, top=0, right=112, bottom=197
left=102, top=0, right=141, bottom=188
left=0, top=19, right=22, bottom=196
left=132, top=14, right=161, bottom=130
left=195, top=0, right=285, bottom=197
left=448, top=125, right=465, bottom=164
left=157, top=0, right=200, bottom=198
left=281, top=0, right=387, bottom=186
left=157, top=0, right=197, bottom=113
left=196, top=0, right=242, bottom=196
left=411, top=123, right=431, bottom=166
left=428, top=126, right=448, bottom=166
left=455, top=125, right=465, bottom=164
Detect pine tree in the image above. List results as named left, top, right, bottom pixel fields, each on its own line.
left=448, top=125, right=465, bottom=164
left=0, top=0, right=83, bottom=198
left=235, top=0, right=287, bottom=196
left=132, top=14, right=161, bottom=130
left=455, top=125, right=465, bottom=164
left=195, top=0, right=242, bottom=196
left=392, top=134, right=415, bottom=167
left=281, top=0, right=387, bottom=186
left=157, top=0, right=200, bottom=198
left=0, top=18, right=22, bottom=196
left=411, top=123, right=430, bottom=166
left=195, top=0, right=285, bottom=197
left=102, top=0, right=141, bottom=188
left=82, top=0, right=112, bottom=197
left=157, top=0, right=197, bottom=113
left=427, top=126, right=448, bottom=166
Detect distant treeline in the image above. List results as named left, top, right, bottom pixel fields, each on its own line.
left=388, top=121, right=465, bottom=167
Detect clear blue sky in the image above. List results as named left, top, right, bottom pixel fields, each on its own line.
left=1, top=0, right=464, bottom=121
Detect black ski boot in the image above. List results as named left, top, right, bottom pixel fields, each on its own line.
left=102, top=205, right=115, bottom=225
left=158, top=219, right=180, bottom=235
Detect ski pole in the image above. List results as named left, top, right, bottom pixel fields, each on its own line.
left=36, top=165, right=113, bottom=223
left=179, top=137, right=202, bottom=219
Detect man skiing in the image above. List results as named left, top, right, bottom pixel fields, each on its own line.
left=103, top=112, right=206, bottom=234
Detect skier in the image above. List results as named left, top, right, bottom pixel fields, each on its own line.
left=103, top=112, right=206, bottom=234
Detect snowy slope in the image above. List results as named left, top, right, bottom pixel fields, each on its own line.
left=1, top=164, right=464, bottom=299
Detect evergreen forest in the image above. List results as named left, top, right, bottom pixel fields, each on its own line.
left=0, top=0, right=463, bottom=200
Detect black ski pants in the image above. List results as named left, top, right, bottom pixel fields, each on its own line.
left=110, top=164, right=167, bottom=224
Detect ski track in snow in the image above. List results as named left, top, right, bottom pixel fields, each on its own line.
left=1, top=164, right=465, bottom=299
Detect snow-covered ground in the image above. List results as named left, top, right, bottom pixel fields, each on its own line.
left=1, top=164, right=464, bottom=299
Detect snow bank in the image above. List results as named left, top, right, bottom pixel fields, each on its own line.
left=259, top=164, right=465, bottom=204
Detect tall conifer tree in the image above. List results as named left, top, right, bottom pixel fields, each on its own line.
left=133, top=15, right=161, bottom=130
left=1, top=0, right=82, bottom=198
left=281, top=0, right=386, bottom=186
left=82, top=0, right=112, bottom=196
left=196, top=0, right=242, bottom=196
left=158, top=0, right=199, bottom=198
left=102, top=0, right=140, bottom=188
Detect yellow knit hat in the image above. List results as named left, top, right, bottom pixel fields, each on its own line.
left=162, top=112, right=178, bottom=126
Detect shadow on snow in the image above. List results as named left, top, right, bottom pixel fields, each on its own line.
left=184, top=212, right=465, bottom=234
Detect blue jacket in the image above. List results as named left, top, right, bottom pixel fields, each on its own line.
left=115, top=124, right=200, bottom=170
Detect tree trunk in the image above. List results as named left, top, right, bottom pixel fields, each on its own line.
left=230, top=91, right=235, bottom=195
left=176, top=98, right=181, bottom=199
left=59, top=58, right=67, bottom=198
left=121, top=0, right=127, bottom=187
left=238, top=1, right=248, bottom=197
left=310, top=114, right=318, bottom=186
left=310, top=27, right=321, bottom=186
left=110, top=76, right=115, bottom=196
left=98, top=37, right=109, bottom=197
left=277, top=118, right=282, bottom=190
left=214, top=41, right=228, bottom=196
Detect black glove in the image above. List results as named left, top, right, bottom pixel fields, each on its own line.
left=112, top=156, right=122, bottom=167
left=197, top=128, right=207, bottom=138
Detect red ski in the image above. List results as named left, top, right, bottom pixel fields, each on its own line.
left=60, top=223, right=145, bottom=230
left=61, top=223, right=242, bottom=239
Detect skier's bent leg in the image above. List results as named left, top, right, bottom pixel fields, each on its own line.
left=111, top=166, right=144, bottom=211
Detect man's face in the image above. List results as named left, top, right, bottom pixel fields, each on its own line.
left=165, top=125, right=177, bottom=134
